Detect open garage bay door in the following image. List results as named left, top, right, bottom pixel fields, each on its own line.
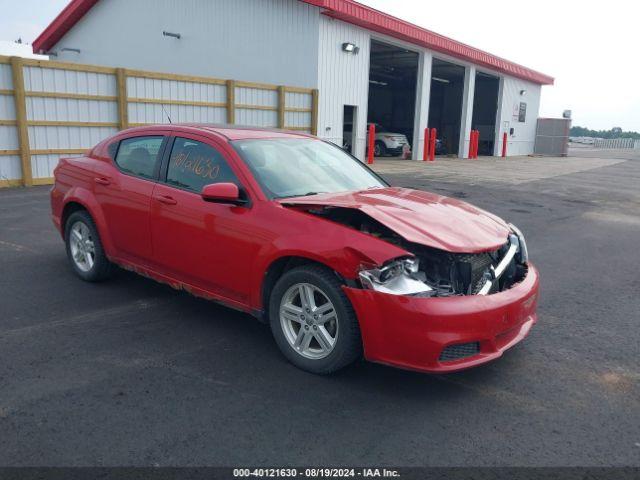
left=428, top=59, right=465, bottom=156
left=472, top=72, right=500, bottom=156
left=368, top=40, right=419, bottom=158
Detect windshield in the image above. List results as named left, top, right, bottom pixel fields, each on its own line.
left=232, top=138, right=387, bottom=199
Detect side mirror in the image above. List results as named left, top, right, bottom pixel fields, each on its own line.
left=201, top=182, right=245, bottom=205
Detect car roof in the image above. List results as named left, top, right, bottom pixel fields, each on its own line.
left=121, top=124, right=315, bottom=141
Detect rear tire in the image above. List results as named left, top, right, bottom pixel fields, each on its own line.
left=65, top=210, right=113, bottom=282
left=269, top=265, right=362, bottom=374
left=374, top=141, right=386, bottom=157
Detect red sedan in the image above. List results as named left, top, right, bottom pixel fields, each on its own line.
left=50, top=125, right=539, bottom=375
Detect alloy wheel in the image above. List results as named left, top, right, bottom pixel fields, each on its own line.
left=279, top=283, right=339, bottom=360
left=69, top=221, right=96, bottom=272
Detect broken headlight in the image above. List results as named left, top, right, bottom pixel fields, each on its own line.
left=359, top=258, right=434, bottom=296
left=509, top=223, right=528, bottom=264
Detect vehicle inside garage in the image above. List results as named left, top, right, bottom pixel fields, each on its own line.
left=428, top=59, right=466, bottom=156
left=472, top=72, right=500, bottom=155
left=367, top=40, right=419, bottom=157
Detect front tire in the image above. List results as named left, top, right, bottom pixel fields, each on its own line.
left=65, top=210, right=113, bottom=282
left=269, top=265, right=362, bottom=374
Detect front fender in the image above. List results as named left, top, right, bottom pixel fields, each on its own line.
left=248, top=229, right=410, bottom=310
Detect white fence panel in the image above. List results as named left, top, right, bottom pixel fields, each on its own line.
left=235, top=87, right=277, bottom=108
left=18, top=64, right=119, bottom=180
left=0, top=63, right=13, bottom=90
left=31, top=153, right=84, bottom=179
left=0, top=154, right=21, bottom=182
left=1, top=57, right=316, bottom=186
left=28, top=125, right=117, bottom=150
left=0, top=62, right=21, bottom=183
left=0, top=94, right=16, bottom=120
left=285, top=91, right=311, bottom=110
left=593, top=137, right=636, bottom=149
left=127, top=75, right=228, bottom=126
left=23, top=66, right=116, bottom=96
left=235, top=108, right=278, bottom=128
left=128, top=103, right=226, bottom=125
left=285, top=111, right=311, bottom=131
left=26, top=97, right=118, bottom=123
left=0, top=124, right=20, bottom=150
left=127, top=77, right=226, bottom=103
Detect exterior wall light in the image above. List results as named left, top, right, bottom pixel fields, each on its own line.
left=520, top=89, right=527, bottom=96
left=163, top=31, right=181, bottom=39
left=342, top=42, right=359, bottom=54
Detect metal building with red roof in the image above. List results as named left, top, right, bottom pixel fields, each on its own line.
left=33, top=0, right=553, bottom=159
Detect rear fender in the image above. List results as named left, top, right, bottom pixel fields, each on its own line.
left=62, top=186, right=116, bottom=257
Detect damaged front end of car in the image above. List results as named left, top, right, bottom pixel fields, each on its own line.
left=279, top=196, right=539, bottom=373
left=309, top=206, right=529, bottom=298
left=358, top=232, right=527, bottom=297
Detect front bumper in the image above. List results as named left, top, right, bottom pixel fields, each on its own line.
left=344, top=264, right=539, bottom=373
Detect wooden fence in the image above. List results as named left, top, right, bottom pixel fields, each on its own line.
left=0, top=55, right=318, bottom=187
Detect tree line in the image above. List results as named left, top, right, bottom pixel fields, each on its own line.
left=570, top=126, right=640, bottom=140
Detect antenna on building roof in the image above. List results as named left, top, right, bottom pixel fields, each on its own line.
left=161, top=104, right=172, bottom=124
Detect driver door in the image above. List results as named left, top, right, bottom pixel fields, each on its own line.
left=150, top=134, right=260, bottom=304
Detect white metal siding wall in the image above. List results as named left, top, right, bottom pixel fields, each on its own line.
left=53, top=0, right=319, bottom=89
left=0, top=63, right=20, bottom=182
left=317, top=16, right=371, bottom=159
left=497, top=77, right=542, bottom=156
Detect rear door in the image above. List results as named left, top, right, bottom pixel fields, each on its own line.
left=93, top=132, right=168, bottom=263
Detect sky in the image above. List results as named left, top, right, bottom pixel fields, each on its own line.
left=1, top=0, right=638, bottom=131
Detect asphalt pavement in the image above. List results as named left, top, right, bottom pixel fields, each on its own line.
left=0, top=149, right=639, bottom=467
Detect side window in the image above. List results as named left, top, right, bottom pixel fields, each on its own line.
left=166, top=137, right=240, bottom=193
left=114, top=136, right=164, bottom=180
left=107, top=141, right=119, bottom=160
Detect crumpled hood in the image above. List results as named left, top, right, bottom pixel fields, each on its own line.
left=280, top=187, right=511, bottom=253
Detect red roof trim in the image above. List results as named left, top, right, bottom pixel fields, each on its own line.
left=33, top=0, right=553, bottom=85
left=305, top=0, right=554, bottom=85
left=32, top=0, right=98, bottom=53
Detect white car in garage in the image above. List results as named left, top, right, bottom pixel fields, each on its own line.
left=370, top=124, right=411, bottom=157
left=342, top=124, right=411, bottom=157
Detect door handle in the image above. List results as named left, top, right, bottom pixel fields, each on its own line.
left=94, top=176, right=111, bottom=186
left=155, top=195, right=177, bottom=205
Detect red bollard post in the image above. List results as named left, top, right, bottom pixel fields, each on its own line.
left=469, top=130, right=476, bottom=160
left=474, top=130, right=479, bottom=159
left=429, top=128, right=437, bottom=161
left=502, top=132, right=508, bottom=157
left=423, top=128, right=430, bottom=161
left=367, top=123, right=375, bottom=165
